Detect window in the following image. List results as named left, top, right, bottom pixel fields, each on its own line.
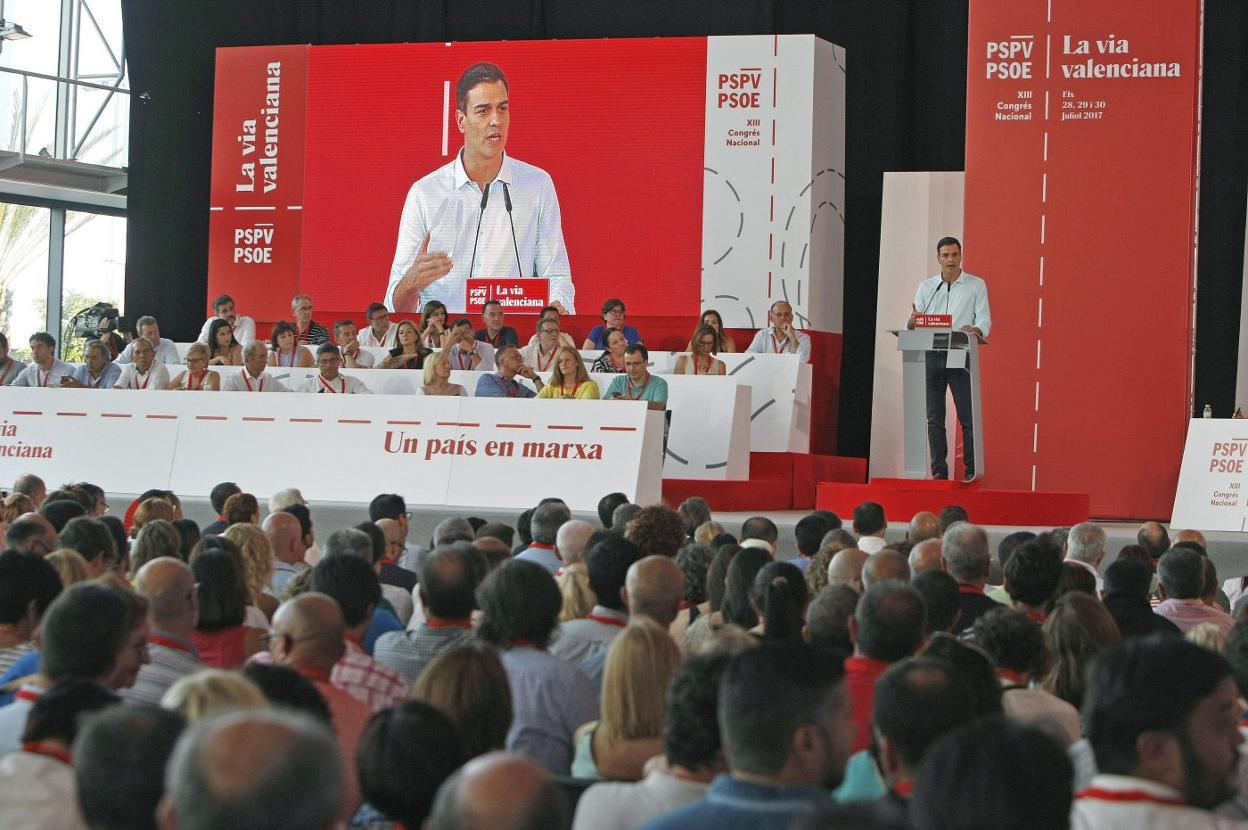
left=0, top=201, right=50, bottom=360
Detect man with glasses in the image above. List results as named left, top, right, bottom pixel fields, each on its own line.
left=477, top=345, right=543, bottom=398
left=61, top=340, right=121, bottom=389
left=196, top=293, right=256, bottom=345
left=334, top=319, right=375, bottom=368
left=375, top=518, right=417, bottom=592
left=289, top=294, right=330, bottom=347
left=520, top=319, right=563, bottom=374
left=368, top=494, right=421, bottom=573
left=294, top=344, right=372, bottom=394
left=359, top=302, right=398, bottom=349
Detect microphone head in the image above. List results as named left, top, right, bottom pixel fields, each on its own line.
left=480, top=182, right=491, bottom=209
left=502, top=181, right=513, bottom=213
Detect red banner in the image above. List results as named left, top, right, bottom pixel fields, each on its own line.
left=465, top=278, right=549, bottom=315
left=964, top=0, right=1201, bottom=518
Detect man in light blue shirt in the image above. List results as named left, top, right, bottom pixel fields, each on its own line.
left=909, top=237, right=992, bottom=482
left=476, top=346, right=542, bottom=398
left=62, top=339, right=121, bottom=389
left=604, top=344, right=668, bottom=409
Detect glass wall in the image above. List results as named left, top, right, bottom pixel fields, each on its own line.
left=0, top=202, right=50, bottom=360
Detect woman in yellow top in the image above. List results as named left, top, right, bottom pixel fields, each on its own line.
left=537, top=345, right=600, bottom=399
left=674, top=323, right=727, bottom=375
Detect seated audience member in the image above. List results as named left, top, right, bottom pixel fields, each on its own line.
left=115, top=315, right=180, bottom=364
left=852, top=501, right=888, bottom=554
left=521, top=316, right=565, bottom=374
left=359, top=302, right=398, bottom=348
left=744, top=300, right=811, bottom=362
left=590, top=326, right=630, bottom=373
left=413, top=642, right=513, bottom=760
left=222, top=492, right=261, bottom=528
left=845, top=582, right=927, bottom=754
left=574, top=653, right=731, bottom=830
left=0, top=583, right=149, bottom=755
left=938, top=504, right=970, bottom=534
left=1156, top=545, right=1235, bottom=636
left=537, top=345, right=600, bottom=399
left=791, top=512, right=837, bottom=574
left=7, top=512, right=60, bottom=554
left=12, top=473, right=47, bottom=507
left=973, top=607, right=1082, bottom=745
left=356, top=701, right=466, bottom=830
left=739, top=515, right=780, bottom=555
left=942, top=521, right=1000, bottom=633
left=678, top=497, right=713, bottom=541
left=476, top=559, right=599, bottom=774
left=420, top=347, right=467, bottom=396
left=553, top=534, right=642, bottom=669
left=45, top=549, right=90, bottom=586
left=205, top=318, right=244, bottom=366
left=75, top=703, right=186, bottom=830
left=160, top=669, right=268, bottom=722
left=671, top=542, right=714, bottom=639
left=319, top=529, right=403, bottom=650
left=375, top=544, right=478, bottom=683
left=374, top=518, right=416, bottom=591
left=1064, top=521, right=1107, bottom=593
left=558, top=519, right=597, bottom=568
left=0, top=680, right=120, bottom=830
left=242, top=663, right=333, bottom=725
left=699, top=309, right=737, bottom=353
left=264, top=511, right=309, bottom=595
left=167, top=342, right=221, bottom=391
left=419, top=299, right=449, bottom=348
left=351, top=520, right=413, bottom=623
left=912, top=716, right=1073, bottom=830
left=427, top=752, right=568, bottom=830
left=642, top=642, right=852, bottom=830
left=40, top=498, right=86, bottom=533
left=1003, top=538, right=1063, bottom=622
left=61, top=339, right=121, bottom=388
left=573, top=619, right=681, bottom=780
left=806, top=584, right=859, bottom=654
left=523, top=306, right=578, bottom=348
left=861, top=550, right=911, bottom=590
left=1052, top=561, right=1097, bottom=607
left=160, top=708, right=345, bottom=830
left=295, top=344, right=373, bottom=393
left=1136, top=519, right=1171, bottom=562
left=289, top=293, right=330, bottom=346
left=1101, top=558, right=1181, bottom=639
left=197, top=293, right=256, bottom=345
left=199, top=482, right=238, bottom=537
left=221, top=340, right=287, bottom=392
left=909, top=538, right=944, bottom=575
left=447, top=316, right=496, bottom=370
left=12, top=331, right=72, bottom=387
left=750, top=561, right=809, bottom=641
left=58, top=517, right=117, bottom=579
left=682, top=544, right=741, bottom=653
left=476, top=299, right=519, bottom=349
left=911, top=569, right=961, bottom=636
left=188, top=546, right=265, bottom=669
left=477, top=345, right=544, bottom=397
left=127, top=557, right=204, bottom=705
left=114, top=336, right=170, bottom=390
left=517, top=500, right=572, bottom=573
left=628, top=505, right=688, bottom=558
left=906, top=511, right=941, bottom=546
left=584, top=297, right=643, bottom=350
left=674, top=324, right=727, bottom=375
left=986, top=530, right=1037, bottom=603
left=1074, top=637, right=1242, bottom=828
left=1042, top=592, right=1120, bottom=709
left=720, top=546, right=772, bottom=630
left=333, top=319, right=374, bottom=368
left=0, top=331, right=27, bottom=384
left=626, top=556, right=687, bottom=630
left=827, top=547, right=868, bottom=594
left=613, top=501, right=643, bottom=533
left=0, top=551, right=61, bottom=675
left=268, top=320, right=316, bottom=368
left=604, top=344, right=668, bottom=409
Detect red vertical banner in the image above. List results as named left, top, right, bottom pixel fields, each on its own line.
left=207, top=45, right=309, bottom=321
left=964, top=0, right=1202, bottom=519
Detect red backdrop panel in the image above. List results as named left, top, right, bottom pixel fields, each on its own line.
left=964, top=0, right=1201, bottom=519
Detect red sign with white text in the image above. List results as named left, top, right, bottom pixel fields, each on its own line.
left=465, top=279, right=549, bottom=315
left=964, top=0, right=1201, bottom=518
left=914, top=315, right=953, bottom=329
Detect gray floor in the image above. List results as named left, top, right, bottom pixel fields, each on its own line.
left=118, top=493, right=1248, bottom=581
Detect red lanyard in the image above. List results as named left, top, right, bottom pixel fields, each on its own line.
left=148, top=634, right=194, bottom=654
left=626, top=376, right=649, bottom=400
left=296, top=666, right=332, bottom=683
left=485, top=331, right=502, bottom=347
left=693, top=355, right=712, bottom=374
left=536, top=347, right=556, bottom=372
left=133, top=368, right=152, bottom=389
left=22, top=742, right=72, bottom=767
left=371, top=326, right=390, bottom=346
left=242, top=371, right=264, bottom=392
left=186, top=371, right=206, bottom=391
left=771, top=332, right=790, bottom=353
left=427, top=618, right=474, bottom=630
left=455, top=348, right=474, bottom=369
left=14, top=688, right=40, bottom=703
left=0, top=359, right=15, bottom=385
left=36, top=366, right=53, bottom=387
left=509, top=639, right=541, bottom=649
left=318, top=375, right=346, bottom=394
left=561, top=382, right=582, bottom=399
left=1076, top=788, right=1187, bottom=807
left=586, top=613, right=627, bottom=628
left=528, top=543, right=561, bottom=561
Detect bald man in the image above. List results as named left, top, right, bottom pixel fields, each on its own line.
left=4, top=512, right=58, bottom=555
left=427, top=752, right=567, bottom=830
left=263, top=511, right=308, bottom=597
left=828, top=548, right=869, bottom=594
left=862, top=550, right=912, bottom=589
left=1174, top=528, right=1207, bottom=549
left=159, top=709, right=345, bottom=830
left=907, top=511, right=940, bottom=544
left=624, top=555, right=685, bottom=628
left=1136, top=520, right=1170, bottom=560
left=12, top=474, right=46, bottom=508
left=270, top=593, right=370, bottom=810
left=556, top=519, right=596, bottom=568
left=908, top=538, right=944, bottom=576
left=127, top=557, right=203, bottom=705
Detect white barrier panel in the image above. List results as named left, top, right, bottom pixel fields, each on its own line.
left=0, top=388, right=663, bottom=511
left=1172, top=419, right=1248, bottom=532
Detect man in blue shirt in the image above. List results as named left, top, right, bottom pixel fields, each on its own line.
left=476, top=345, right=544, bottom=398
left=604, top=344, right=667, bottom=410
left=61, top=340, right=121, bottom=389
left=641, top=642, right=855, bottom=830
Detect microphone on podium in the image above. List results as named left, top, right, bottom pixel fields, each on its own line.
left=502, top=182, right=525, bottom=277
left=468, top=182, right=491, bottom=278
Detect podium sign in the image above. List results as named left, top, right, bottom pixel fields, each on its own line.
left=914, top=314, right=953, bottom=329
left=465, top=279, right=550, bottom=315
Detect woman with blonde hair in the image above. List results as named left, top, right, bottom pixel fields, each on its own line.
left=167, top=342, right=221, bottom=391
left=419, top=346, right=467, bottom=396
left=693, top=521, right=725, bottom=546
left=161, top=669, right=268, bottom=722
left=1, top=494, right=32, bottom=524
left=557, top=563, right=596, bottom=622
left=674, top=324, right=727, bottom=376
left=44, top=548, right=90, bottom=586
left=412, top=642, right=513, bottom=760
left=1042, top=592, right=1121, bottom=709
left=129, top=520, right=183, bottom=578
left=537, top=346, right=600, bottom=400
left=224, top=523, right=279, bottom=619
left=571, top=618, right=682, bottom=780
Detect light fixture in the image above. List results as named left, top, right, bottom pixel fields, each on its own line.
left=0, top=20, right=30, bottom=41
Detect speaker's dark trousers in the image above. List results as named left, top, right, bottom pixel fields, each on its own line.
left=925, top=352, right=974, bottom=478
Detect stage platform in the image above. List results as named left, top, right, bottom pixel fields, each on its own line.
left=815, top=477, right=1091, bottom=527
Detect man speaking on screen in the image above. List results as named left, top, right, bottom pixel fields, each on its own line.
left=385, top=62, right=575, bottom=314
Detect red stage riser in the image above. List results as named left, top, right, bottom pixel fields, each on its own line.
left=816, top=479, right=1090, bottom=527
left=663, top=452, right=866, bottom=512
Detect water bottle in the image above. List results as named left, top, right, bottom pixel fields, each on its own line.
left=1203, top=404, right=1213, bottom=419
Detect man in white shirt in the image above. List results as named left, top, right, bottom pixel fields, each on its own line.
left=520, top=318, right=563, bottom=374
left=294, top=344, right=372, bottom=394
left=11, top=332, right=73, bottom=387
left=334, top=319, right=375, bottom=368
left=196, top=293, right=256, bottom=345
left=115, top=315, right=181, bottom=365
left=0, top=332, right=26, bottom=386
left=852, top=502, right=889, bottom=555
left=113, top=338, right=170, bottom=390
left=358, top=302, right=398, bottom=349
left=62, top=339, right=121, bottom=389
left=1064, top=521, right=1106, bottom=594
left=745, top=300, right=812, bottom=363
left=446, top=317, right=495, bottom=371
left=220, top=341, right=288, bottom=392
left=908, top=237, right=992, bottom=481
left=385, top=62, right=575, bottom=314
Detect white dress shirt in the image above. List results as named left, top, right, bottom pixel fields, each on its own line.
left=520, top=341, right=561, bottom=373
left=341, top=348, right=375, bottom=368
left=220, top=367, right=288, bottom=392
left=359, top=325, right=398, bottom=349
left=448, top=340, right=496, bottom=371
left=912, top=271, right=992, bottom=337
left=116, top=337, right=181, bottom=365
left=197, top=315, right=257, bottom=345
left=1072, top=774, right=1246, bottom=829
left=745, top=327, right=812, bottom=363
left=11, top=360, right=73, bottom=387
left=114, top=362, right=171, bottom=390
left=294, top=374, right=372, bottom=394
left=385, top=151, right=575, bottom=313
